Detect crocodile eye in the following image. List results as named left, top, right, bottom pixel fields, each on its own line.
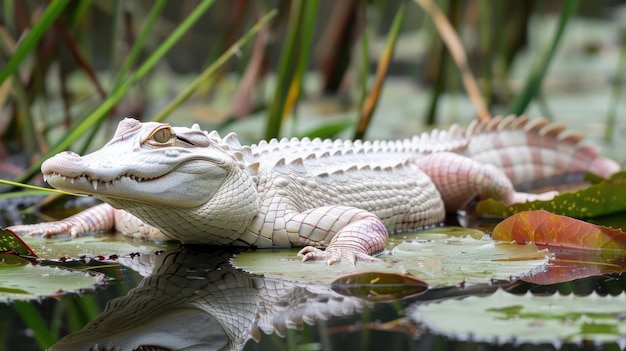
left=143, top=125, right=175, bottom=146
left=152, top=127, right=172, bottom=143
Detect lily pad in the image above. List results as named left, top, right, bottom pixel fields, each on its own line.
left=476, top=171, right=626, bottom=219
left=0, top=262, right=103, bottom=302
left=492, top=210, right=626, bottom=250
left=0, top=228, right=38, bottom=259
left=19, top=234, right=175, bottom=260
left=232, top=228, right=549, bottom=288
left=331, top=272, right=428, bottom=301
left=392, top=238, right=548, bottom=286
left=412, top=289, right=626, bottom=346
left=0, top=230, right=143, bottom=302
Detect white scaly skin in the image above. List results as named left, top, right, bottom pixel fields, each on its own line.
left=9, top=116, right=621, bottom=264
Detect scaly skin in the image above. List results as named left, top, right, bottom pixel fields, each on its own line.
left=8, top=116, right=621, bottom=264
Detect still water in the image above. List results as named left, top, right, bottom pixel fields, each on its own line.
left=2, top=244, right=626, bottom=351
left=3, top=201, right=626, bottom=350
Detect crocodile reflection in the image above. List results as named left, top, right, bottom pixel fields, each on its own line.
left=50, top=248, right=366, bottom=351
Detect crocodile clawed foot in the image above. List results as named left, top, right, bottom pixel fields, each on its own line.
left=298, top=246, right=382, bottom=265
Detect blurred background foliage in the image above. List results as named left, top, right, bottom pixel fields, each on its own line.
left=0, top=0, right=625, bottom=187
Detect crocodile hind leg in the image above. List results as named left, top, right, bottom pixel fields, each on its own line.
left=415, top=152, right=558, bottom=211
left=282, top=205, right=387, bottom=265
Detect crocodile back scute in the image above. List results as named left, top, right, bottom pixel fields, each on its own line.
left=461, top=115, right=620, bottom=186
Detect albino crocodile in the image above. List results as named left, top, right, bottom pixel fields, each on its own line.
left=8, top=116, right=620, bottom=264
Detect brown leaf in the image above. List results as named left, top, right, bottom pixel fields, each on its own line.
left=331, top=272, right=428, bottom=301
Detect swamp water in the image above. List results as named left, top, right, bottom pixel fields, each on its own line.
left=3, top=206, right=626, bottom=351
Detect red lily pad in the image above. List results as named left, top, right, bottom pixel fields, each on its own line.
left=0, top=228, right=38, bottom=265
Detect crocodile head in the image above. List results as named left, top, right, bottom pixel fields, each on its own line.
left=42, top=118, right=235, bottom=208
left=42, top=118, right=260, bottom=243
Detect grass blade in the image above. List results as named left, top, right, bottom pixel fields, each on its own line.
left=111, top=0, right=168, bottom=91
left=2, top=0, right=15, bottom=33
left=357, top=7, right=370, bottom=109
left=0, top=0, right=70, bottom=85
left=604, top=33, right=626, bottom=141
left=506, top=0, right=580, bottom=115
left=354, top=2, right=405, bottom=140
left=265, top=1, right=304, bottom=139
left=13, top=0, right=216, bottom=184
left=414, top=0, right=490, bottom=122
left=0, top=179, right=83, bottom=196
left=132, top=0, right=215, bottom=83
left=13, top=301, right=56, bottom=349
left=9, top=70, right=38, bottom=158
left=282, top=0, right=319, bottom=121
left=79, top=0, right=167, bottom=153
left=152, top=9, right=278, bottom=122
left=478, top=0, right=493, bottom=105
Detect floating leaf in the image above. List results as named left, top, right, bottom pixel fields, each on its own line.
left=232, top=228, right=549, bottom=288
left=20, top=233, right=174, bottom=260
left=331, top=272, right=428, bottom=302
left=391, top=238, right=548, bottom=287
left=477, top=172, right=626, bottom=218
left=0, top=230, right=153, bottom=302
left=492, top=211, right=626, bottom=284
left=492, top=210, right=626, bottom=251
left=0, top=228, right=38, bottom=264
left=412, top=289, right=626, bottom=345
left=0, top=263, right=103, bottom=302
left=354, top=1, right=405, bottom=139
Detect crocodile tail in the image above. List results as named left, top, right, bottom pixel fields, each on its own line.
left=461, top=115, right=621, bottom=186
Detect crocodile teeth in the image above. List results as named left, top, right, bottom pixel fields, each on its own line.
left=92, top=180, right=98, bottom=190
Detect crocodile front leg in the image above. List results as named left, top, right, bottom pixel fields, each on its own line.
left=8, top=203, right=169, bottom=241
left=282, top=206, right=387, bottom=265
left=8, top=203, right=115, bottom=237
left=415, top=152, right=558, bottom=211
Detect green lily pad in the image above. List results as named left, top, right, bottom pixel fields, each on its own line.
left=412, top=289, right=626, bottom=345
left=0, top=230, right=173, bottom=302
left=391, top=238, right=548, bottom=286
left=477, top=171, right=626, bottom=219
left=0, top=262, right=103, bottom=302
left=232, top=228, right=549, bottom=288
left=19, top=234, right=175, bottom=260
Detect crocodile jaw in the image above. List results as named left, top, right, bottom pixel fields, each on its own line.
left=40, top=118, right=233, bottom=209
left=43, top=152, right=228, bottom=208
